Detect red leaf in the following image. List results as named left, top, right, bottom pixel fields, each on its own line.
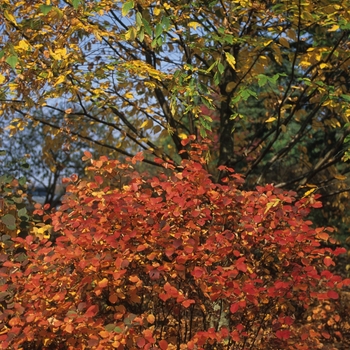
left=324, top=256, right=334, bottom=267
left=159, top=293, right=170, bottom=302
left=230, top=303, right=239, bottom=314
left=159, top=340, right=168, bottom=350
left=132, top=152, right=144, bottom=164
left=327, top=290, right=339, bottom=300
left=85, top=305, right=99, bottom=318
left=276, top=329, right=290, bottom=340
left=236, top=257, right=247, bottom=272
left=322, top=332, right=331, bottom=339
left=94, top=175, right=104, bottom=185
left=137, top=337, right=146, bottom=348
left=192, top=267, right=205, bottom=278
left=230, top=330, right=240, bottom=342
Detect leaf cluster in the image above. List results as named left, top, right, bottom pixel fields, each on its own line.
left=0, top=146, right=349, bottom=349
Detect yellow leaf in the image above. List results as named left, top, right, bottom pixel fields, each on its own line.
left=0, top=74, right=5, bottom=84
left=9, top=82, right=18, bottom=91
left=140, top=120, right=152, bottom=129
left=264, top=199, right=280, bottom=214
left=334, top=174, right=347, bottom=181
left=328, top=24, right=339, bottom=32
left=302, top=187, right=317, bottom=198
left=54, top=75, right=65, bottom=86
left=265, top=117, right=276, bottom=123
left=224, top=52, right=236, bottom=70
left=144, top=81, right=156, bottom=89
left=50, top=48, right=67, bottom=60
left=125, top=27, right=136, bottom=41
left=320, top=63, right=329, bottom=69
left=163, top=3, right=171, bottom=10
left=15, top=39, right=30, bottom=51
left=125, top=92, right=134, bottom=99
left=4, top=10, right=17, bottom=25
left=188, top=21, right=202, bottom=30
left=263, top=40, right=273, bottom=47
left=154, top=7, right=161, bottom=16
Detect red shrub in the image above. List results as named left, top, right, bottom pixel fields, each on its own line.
left=0, top=147, right=349, bottom=349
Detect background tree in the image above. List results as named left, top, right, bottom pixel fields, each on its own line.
left=1, top=0, right=350, bottom=228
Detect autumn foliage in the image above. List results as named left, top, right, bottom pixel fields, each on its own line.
left=0, top=143, right=349, bottom=349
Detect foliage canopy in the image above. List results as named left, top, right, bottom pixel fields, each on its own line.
left=1, top=0, right=350, bottom=191
left=1, top=145, right=349, bottom=349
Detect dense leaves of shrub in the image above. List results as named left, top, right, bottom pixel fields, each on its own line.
left=0, top=145, right=349, bottom=349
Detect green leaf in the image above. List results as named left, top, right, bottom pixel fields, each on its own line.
left=199, top=118, right=212, bottom=131
left=341, top=94, right=350, bottom=102
left=122, top=0, right=134, bottom=17
left=217, top=62, right=225, bottom=74
left=114, top=326, right=123, bottom=333
left=230, top=94, right=241, bottom=105
left=72, top=0, right=80, bottom=9
left=142, top=18, right=152, bottom=36
left=241, top=89, right=251, bottom=100
left=18, top=176, right=26, bottom=186
left=213, top=71, right=221, bottom=86
left=155, top=23, right=163, bottom=38
left=105, top=324, right=115, bottom=332
left=257, top=74, right=268, bottom=87
left=161, top=16, right=170, bottom=30
left=135, top=12, right=142, bottom=27
left=39, top=5, right=53, bottom=15
left=6, top=55, right=18, bottom=69
left=138, top=28, right=145, bottom=42
left=1, top=214, right=16, bottom=228
left=199, top=127, right=207, bottom=138
left=18, top=207, right=28, bottom=219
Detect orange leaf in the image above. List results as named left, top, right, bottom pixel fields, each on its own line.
left=129, top=275, right=140, bottom=283
left=109, top=293, right=118, bottom=304
left=182, top=299, right=195, bottom=308
left=99, top=330, right=110, bottom=339
left=147, top=314, right=155, bottom=324
left=82, top=151, right=92, bottom=160
left=98, top=278, right=108, bottom=288
left=65, top=323, right=74, bottom=333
